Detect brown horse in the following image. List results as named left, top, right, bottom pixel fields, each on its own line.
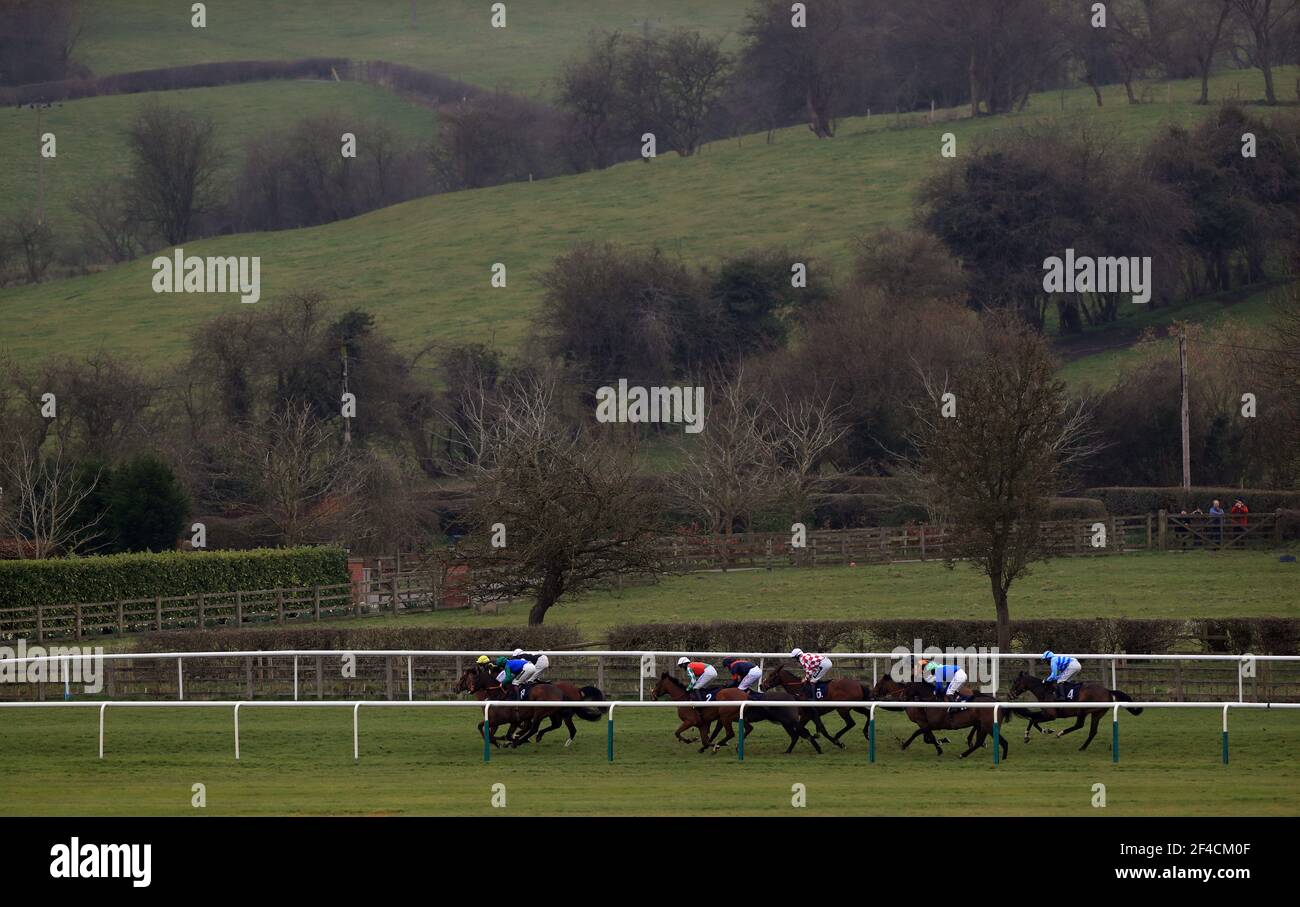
left=651, top=672, right=728, bottom=752
left=454, top=666, right=574, bottom=747
left=706, top=685, right=823, bottom=754
left=871, top=675, right=1010, bottom=760
left=762, top=666, right=874, bottom=747
left=1008, top=671, right=1142, bottom=751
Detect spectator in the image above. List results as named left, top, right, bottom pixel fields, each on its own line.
left=1209, top=500, right=1225, bottom=545
left=1231, top=498, right=1249, bottom=543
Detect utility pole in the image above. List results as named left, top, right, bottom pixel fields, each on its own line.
left=1179, top=322, right=1190, bottom=491
left=341, top=343, right=352, bottom=446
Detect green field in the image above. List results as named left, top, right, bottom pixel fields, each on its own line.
left=4, top=69, right=1292, bottom=370
left=316, top=551, right=1300, bottom=640
left=1, top=80, right=436, bottom=237
left=75, top=0, right=755, bottom=98
left=2, top=706, right=1296, bottom=815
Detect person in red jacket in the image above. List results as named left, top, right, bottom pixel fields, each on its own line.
left=1230, top=499, right=1249, bottom=542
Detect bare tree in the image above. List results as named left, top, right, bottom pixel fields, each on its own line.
left=123, top=102, right=225, bottom=246
left=71, top=184, right=140, bottom=263
left=0, top=436, right=101, bottom=558
left=1169, top=0, right=1236, bottom=104
left=1231, top=0, right=1300, bottom=104
left=675, top=371, right=782, bottom=536
left=217, top=402, right=365, bottom=546
left=452, top=375, right=665, bottom=625
left=901, top=318, right=1098, bottom=651
left=4, top=211, right=57, bottom=283
left=771, top=389, right=849, bottom=524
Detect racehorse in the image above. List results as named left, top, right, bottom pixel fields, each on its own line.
left=651, top=673, right=821, bottom=754
left=529, top=679, right=605, bottom=744
left=454, top=665, right=576, bottom=747
left=871, top=675, right=1010, bottom=760
left=1008, top=671, right=1143, bottom=751
left=762, top=665, right=874, bottom=747
left=705, top=686, right=824, bottom=755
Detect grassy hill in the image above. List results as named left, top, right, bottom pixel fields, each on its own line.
left=75, top=0, right=756, bottom=98
left=0, top=80, right=437, bottom=238
left=2, top=68, right=1295, bottom=373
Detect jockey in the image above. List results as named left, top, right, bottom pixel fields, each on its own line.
left=790, top=648, right=832, bottom=698
left=722, top=656, right=762, bottom=692
left=491, top=655, right=529, bottom=697
left=919, top=658, right=968, bottom=702
left=1042, top=651, right=1082, bottom=698
left=678, top=657, right=717, bottom=700
left=510, top=648, right=550, bottom=689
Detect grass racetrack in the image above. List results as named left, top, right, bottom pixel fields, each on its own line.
left=2, top=706, right=1297, bottom=816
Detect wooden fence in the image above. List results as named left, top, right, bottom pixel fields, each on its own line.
left=1, top=512, right=1282, bottom=643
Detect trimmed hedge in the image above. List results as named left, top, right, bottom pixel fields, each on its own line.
left=0, top=548, right=349, bottom=608
left=136, top=624, right=584, bottom=653
left=606, top=617, right=1300, bottom=655
left=1085, top=486, right=1300, bottom=515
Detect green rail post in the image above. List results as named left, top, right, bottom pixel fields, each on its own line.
left=868, top=705, right=876, bottom=764
left=737, top=702, right=746, bottom=762
left=1111, top=705, right=1119, bottom=764
left=607, top=704, right=616, bottom=763
left=483, top=703, right=491, bottom=764
left=992, top=705, right=1001, bottom=765
left=1222, top=705, right=1230, bottom=765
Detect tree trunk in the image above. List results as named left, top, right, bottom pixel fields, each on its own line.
left=528, top=569, right=564, bottom=625
left=1198, top=66, right=1211, bottom=105
left=991, top=578, right=1011, bottom=653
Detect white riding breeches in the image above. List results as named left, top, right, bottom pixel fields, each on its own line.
left=738, top=666, right=762, bottom=691
left=691, top=665, right=717, bottom=690
left=1055, top=662, right=1080, bottom=685
left=946, top=669, right=968, bottom=697
left=514, top=663, right=538, bottom=684
left=807, top=659, right=832, bottom=684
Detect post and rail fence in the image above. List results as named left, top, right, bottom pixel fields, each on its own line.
left=1, top=512, right=1284, bottom=643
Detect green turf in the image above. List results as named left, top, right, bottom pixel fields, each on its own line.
left=7, top=68, right=1294, bottom=371
left=1, top=80, right=437, bottom=238
left=75, top=0, right=756, bottom=98
left=306, top=550, right=1300, bottom=640
left=1, top=706, right=1295, bottom=815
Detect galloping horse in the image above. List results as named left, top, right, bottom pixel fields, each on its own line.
left=871, top=675, right=1010, bottom=760
left=762, top=665, right=873, bottom=747
left=651, top=673, right=822, bottom=754
left=651, top=672, right=725, bottom=751
left=454, top=665, right=575, bottom=747
left=1008, top=671, right=1143, bottom=751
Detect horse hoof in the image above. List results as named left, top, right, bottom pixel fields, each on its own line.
left=564, top=738, right=573, bottom=748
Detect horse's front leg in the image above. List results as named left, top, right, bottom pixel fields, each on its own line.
left=1079, top=712, right=1102, bottom=751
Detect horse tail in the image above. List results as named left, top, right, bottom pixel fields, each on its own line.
left=1112, top=690, right=1143, bottom=715
left=569, top=686, right=605, bottom=721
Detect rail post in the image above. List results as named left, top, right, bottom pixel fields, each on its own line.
left=738, top=701, right=747, bottom=761
left=992, top=704, right=1001, bottom=765
left=177, top=657, right=184, bottom=701
left=234, top=703, right=241, bottom=760
left=353, top=702, right=361, bottom=762
left=407, top=656, right=414, bottom=702
left=868, top=703, right=876, bottom=763
left=1238, top=656, right=1247, bottom=703
left=1110, top=657, right=1117, bottom=691
left=62, top=655, right=71, bottom=701
left=607, top=703, right=617, bottom=763
left=293, top=656, right=299, bottom=701
left=482, top=702, right=491, bottom=764
left=98, top=702, right=107, bottom=759
left=1222, top=704, right=1230, bottom=765
left=1112, top=703, right=1120, bottom=764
